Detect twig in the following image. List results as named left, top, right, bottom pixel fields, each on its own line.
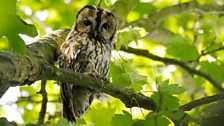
left=37, top=80, right=48, bottom=125
left=97, top=0, right=103, bottom=7
left=16, top=95, right=58, bottom=104
left=197, top=46, right=224, bottom=60
left=120, top=46, right=224, bottom=91
left=132, top=2, right=224, bottom=31
left=180, top=93, right=224, bottom=111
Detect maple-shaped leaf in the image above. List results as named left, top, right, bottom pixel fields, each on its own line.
left=0, top=0, right=37, bottom=54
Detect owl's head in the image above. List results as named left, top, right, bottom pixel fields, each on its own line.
left=73, top=5, right=116, bottom=44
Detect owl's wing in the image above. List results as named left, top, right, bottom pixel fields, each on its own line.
left=59, top=32, right=96, bottom=122
left=60, top=32, right=82, bottom=65
left=59, top=32, right=83, bottom=122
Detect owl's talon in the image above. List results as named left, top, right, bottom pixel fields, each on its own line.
left=103, top=77, right=109, bottom=83
left=89, top=73, right=101, bottom=79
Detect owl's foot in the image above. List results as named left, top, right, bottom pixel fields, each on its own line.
left=102, top=77, right=109, bottom=83
left=89, top=73, right=101, bottom=79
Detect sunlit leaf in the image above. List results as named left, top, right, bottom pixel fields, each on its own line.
left=84, top=103, right=115, bottom=126
left=165, top=111, right=185, bottom=121
left=110, top=59, right=147, bottom=92
left=2, top=0, right=224, bottom=125
left=111, top=111, right=133, bottom=126
left=0, top=0, right=37, bottom=54
left=200, top=61, right=224, bottom=83
left=151, top=92, right=161, bottom=110
left=53, top=118, right=79, bottom=126
left=166, top=36, right=199, bottom=61
left=114, top=0, right=138, bottom=20
left=152, top=80, right=183, bottom=111
left=117, top=26, right=142, bottom=48
left=159, top=80, right=185, bottom=95
left=163, top=94, right=180, bottom=111
left=194, top=75, right=205, bottom=89
left=134, top=3, right=156, bottom=14
left=143, top=113, right=171, bottom=126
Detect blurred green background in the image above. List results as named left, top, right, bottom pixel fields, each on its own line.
left=0, top=0, right=224, bottom=125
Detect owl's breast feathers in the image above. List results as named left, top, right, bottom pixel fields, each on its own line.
left=59, top=31, right=112, bottom=122
left=60, top=32, right=112, bottom=78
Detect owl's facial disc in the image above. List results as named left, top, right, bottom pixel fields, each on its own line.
left=75, top=5, right=116, bottom=43
left=75, top=5, right=97, bottom=34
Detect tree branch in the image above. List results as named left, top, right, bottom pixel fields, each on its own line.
left=150, top=2, right=224, bottom=25
left=120, top=46, right=224, bottom=91
left=37, top=80, right=48, bottom=125
left=133, top=2, right=224, bottom=31
left=197, top=46, right=224, bottom=60
left=0, top=28, right=69, bottom=98
left=0, top=29, right=156, bottom=111
left=180, top=93, right=224, bottom=111
left=49, top=68, right=156, bottom=110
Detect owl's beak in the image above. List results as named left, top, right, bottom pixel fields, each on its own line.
left=93, top=32, right=97, bottom=38
left=89, top=30, right=97, bottom=39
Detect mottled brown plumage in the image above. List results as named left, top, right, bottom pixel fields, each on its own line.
left=59, top=5, right=116, bottom=122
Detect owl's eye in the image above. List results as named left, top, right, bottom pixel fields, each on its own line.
left=102, top=23, right=110, bottom=30
left=83, top=19, right=92, bottom=26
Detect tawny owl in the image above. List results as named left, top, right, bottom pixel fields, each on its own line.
left=59, top=5, right=116, bottom=122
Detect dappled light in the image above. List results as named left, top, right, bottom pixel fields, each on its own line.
left=1, top=0, right=224, bottom=125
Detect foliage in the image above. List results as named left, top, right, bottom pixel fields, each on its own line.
left=0, top=0, right=37, bottom=54
left=1, top=0, right=224, bottom=126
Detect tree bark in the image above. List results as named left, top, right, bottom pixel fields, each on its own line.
left=0, top=29, right=69, bottom=97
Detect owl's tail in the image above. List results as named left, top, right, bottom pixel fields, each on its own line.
left=60, top=83, right=96, bottom=122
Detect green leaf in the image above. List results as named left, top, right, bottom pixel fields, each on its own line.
left=156, top=114, right=171, bottom=126
left=110, top=61, right=131, bottom=86
left=166, top=36, right=199, bottom=61
left=7, top=33, right=26, bottom=54
left=20, top=84, right=39, bottom=96
left=159, top=80, right=185, bottom=95
left=143, top=113, right=156, bottom=126
left=128, top=73, right=147, bottom=91
left=0, top=0, right=37, bottom=54
left=132, top=119, right=144, bottom=126
left=122, top=59, right=138, bottom=73
left=84, top=104, right=115, bottom=126
left=194, top=76, right=205, bottom=89
left=163, top=94, right=180, bottom=111
left=0, top=37, right=9, bottom=50
left=200, top=61, right=224, bottom=83
left=143, top=113, right=171, bottom=126
left=117, top=26, right=142, bottom=48
left=113, top=73, right=132, bottom=86
left=165, top=111, right=185, bottom=121
left=0, top=117, right=16, bottom=126
left=160, top=84, right=185, bottom=95
left=152, top=80, right=183, bottom=111
left=151, top=92, right=161, bottom=110
left=22, top=103, right=39, bottom=123
left=111, top=111, right=133, bottom=126
left=109, top=59, right=147, bottom=92
left=53, top=118, right=69, bottom=126
left=134, top=3, right=157, bottom=14
left=114, top=1, right=129, bottom=20
left=114, top=0, right=138, bottom=20
left=53, top=118, right=78, bottom=126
